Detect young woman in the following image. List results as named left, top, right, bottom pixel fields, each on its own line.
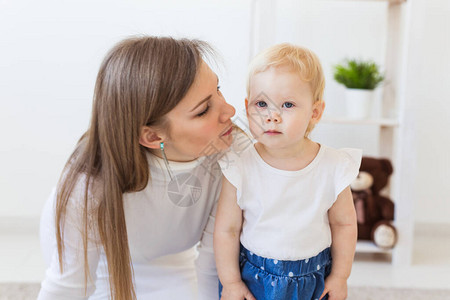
left=38, top=36, right=237, bottom=300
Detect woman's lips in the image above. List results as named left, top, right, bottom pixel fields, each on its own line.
left=222, top=126, right=233, bottom=136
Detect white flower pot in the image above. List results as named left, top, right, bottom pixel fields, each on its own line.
left=345, top=88, right=375, bottom=119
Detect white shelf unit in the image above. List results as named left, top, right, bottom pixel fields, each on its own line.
left=329, top=0, right=406, bottom=3
left=250, top=0, right=414, bottom=266
left=321, top=117, right=399, bottom=128
left=355, top=240, right=392, bottom=254
left=320, top=0, right=412, bottom=265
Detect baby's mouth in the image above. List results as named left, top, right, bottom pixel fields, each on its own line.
left=264, top=130, right=281, bottom=135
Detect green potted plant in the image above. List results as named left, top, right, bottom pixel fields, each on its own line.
left=334, top=59, right=384, bottom=119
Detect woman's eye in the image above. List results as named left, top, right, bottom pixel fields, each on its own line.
left=256, top=101, right=267, bottom=108
left=197, top=105, right=210, bottom=117
left=282, top=102, right=294, bottom=108
left=217, top=85, right=221, bottom=92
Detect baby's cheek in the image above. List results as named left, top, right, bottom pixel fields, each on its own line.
left=248, top=120, right=264, bottom=136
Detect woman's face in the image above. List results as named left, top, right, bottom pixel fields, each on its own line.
left=160, top=60, right=236, bottom=161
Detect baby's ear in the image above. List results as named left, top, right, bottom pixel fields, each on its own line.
left=245, top=98, right=249, bottom=114
left=311, top=100, right=325, bottom=122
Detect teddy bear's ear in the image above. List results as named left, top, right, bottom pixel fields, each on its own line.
left=380, top=159, right=393, bottom=175
left=351, top=171, right=374, bottom=191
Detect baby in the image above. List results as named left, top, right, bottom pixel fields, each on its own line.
left=214, top=43, right=361, bottom=300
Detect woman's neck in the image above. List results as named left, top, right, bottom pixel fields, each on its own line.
left=147, top=148, right=198, bottom=163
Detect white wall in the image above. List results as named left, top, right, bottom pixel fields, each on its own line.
left=0, top=0, right=251, bottom=218
left=404, top=0, right=450, bottom=224
left=1, top=0, right=450, bottom=224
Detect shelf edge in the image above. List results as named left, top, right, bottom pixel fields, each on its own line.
left=321, top=117, right=399, bottom=127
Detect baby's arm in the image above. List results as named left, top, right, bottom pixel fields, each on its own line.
left=214, top=176, right=255, bottom=300
left=321, top=186, right=357, bottom=300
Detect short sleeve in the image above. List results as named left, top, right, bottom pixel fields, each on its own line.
left=218, top=149, right=242, bottom=199
left=335, top=148, right=362, bottom=197
left=218, top=126, right=253, bottom=205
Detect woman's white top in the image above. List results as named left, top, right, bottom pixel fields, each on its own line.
left=38, top=150, right=226, bottom=300
left=219, top=144, right=362, bottom=261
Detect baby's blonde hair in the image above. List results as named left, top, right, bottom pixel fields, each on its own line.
left=246, top=43, right=325, bottom=136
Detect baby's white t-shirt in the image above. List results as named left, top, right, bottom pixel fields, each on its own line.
left=219, top=143, right=362, bottom=261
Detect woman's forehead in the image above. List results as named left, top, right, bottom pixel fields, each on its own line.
left=171, top=61, right=217, bottom=112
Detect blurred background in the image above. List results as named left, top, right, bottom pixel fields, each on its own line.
left=1, top=0, right=449, bottom=296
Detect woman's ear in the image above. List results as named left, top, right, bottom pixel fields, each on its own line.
left=139, top=126, right=164, bottom=149
left=311, top=100, right=325, bottom=124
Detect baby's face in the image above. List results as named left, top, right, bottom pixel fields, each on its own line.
left=246, top=66, right=321, bottom=150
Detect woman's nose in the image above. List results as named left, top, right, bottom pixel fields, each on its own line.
left=221, top=101, right=236, bottom=122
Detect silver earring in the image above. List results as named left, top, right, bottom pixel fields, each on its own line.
left=160, top=142, right=174, bottom=180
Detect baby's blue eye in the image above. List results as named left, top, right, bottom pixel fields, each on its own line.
left=282, top=102, right=294, bottom=108
left=256, top=101, right=267, bottom=108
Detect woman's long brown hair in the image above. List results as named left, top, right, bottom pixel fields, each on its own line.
left=55, top=36, right=212, bottom=300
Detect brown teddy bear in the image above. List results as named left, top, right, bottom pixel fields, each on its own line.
left=351, top=157, right=397, bottom=249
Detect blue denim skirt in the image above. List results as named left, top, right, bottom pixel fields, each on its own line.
left=219, top=244, right=332, bottom=300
